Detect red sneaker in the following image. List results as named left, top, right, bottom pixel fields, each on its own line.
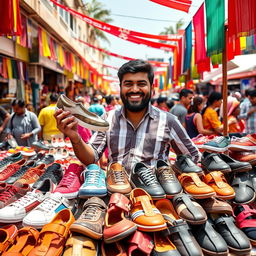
left=54, top=163, right=84, bottom=199
left=229, top=135, right=256, bottom=151
left=0, top=159, right=26, bottom=182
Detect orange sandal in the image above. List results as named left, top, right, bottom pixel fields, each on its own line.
left=178, top=173, right=216, bottom=199
left=203, top=171, right=235, bottom=200
left=0, top=225, right=18, bottom=254
left=2, top=227, right=39, bottom=256
left=28, top=209, right=75, bottom=256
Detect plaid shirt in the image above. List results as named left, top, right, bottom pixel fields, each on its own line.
left=88, top=104, right=200, bottom=174
left=239, top=100, right=256, bottom=134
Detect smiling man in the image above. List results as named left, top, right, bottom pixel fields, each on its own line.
left=54, top=60, right=200, bottom=174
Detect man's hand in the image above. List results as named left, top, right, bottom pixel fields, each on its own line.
left=54, top=109, right=79, bottom=142
left=6, top=133, right=13, bottom=140
left=21, top=133, right=32, bottom=139
left=0, top=127, right=3, bottom=134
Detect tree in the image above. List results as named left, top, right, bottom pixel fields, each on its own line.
left=86, top=0, right=112, bottom=44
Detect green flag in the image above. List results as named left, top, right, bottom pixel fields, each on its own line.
left=205, top=0, right=225, bottom=56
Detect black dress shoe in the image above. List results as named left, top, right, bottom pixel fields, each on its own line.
left=156, top=160, right=182, bottom=198
left=201, top=151, right=231, bottom=173
left=214, top=216, right=251, bottom=255
left=191, top=220, right=228, bottom=256
left=131, top=162, right=166, bottom=199
left=219, top=153, right=252, bottom=172
left=172, top=155, right=203, bottom=174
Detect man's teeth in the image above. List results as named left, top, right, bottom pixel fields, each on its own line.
left=130, top=95, right=141, bottom=99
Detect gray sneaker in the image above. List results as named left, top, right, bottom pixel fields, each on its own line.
left=56, top=94, right=109, bottom=132
left=70, top=197, right=107, bottom=240
left=203, top=136, right=230, bottom=152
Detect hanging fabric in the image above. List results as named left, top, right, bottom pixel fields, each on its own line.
left=41, top=29, right=51, bottom=57
left=183, top=22, right=192, bottom=73
left=205, top=0, right=225, bottom=56
left=149, top=0, right=191, bottom=13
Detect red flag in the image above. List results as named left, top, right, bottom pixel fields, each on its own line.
left=149, top=0, right=191, bottom=13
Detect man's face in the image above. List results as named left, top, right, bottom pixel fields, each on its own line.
left=181, top=93, right=193, bottom=108
left=13, top=105, right=25, bottom=116
left=249, top=96, right=256, bottom=105
left=120, top=72, right=152, bottom=112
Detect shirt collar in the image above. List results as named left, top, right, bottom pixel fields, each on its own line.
left=119, top=104, right=155, bottom=120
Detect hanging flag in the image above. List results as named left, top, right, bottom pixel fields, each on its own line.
left=0, top=0, right=22, bottom=36
left=169, top=57, right=172, bottom=83
left=6, top=59, right=13, bottom=79
left=240, top=37, right=247, bottom=50
left=228, top=0, right=256, bottom=39
left=149, top=0, right=191, bottom=13
left=205, top=0, right=225, bottom=56
left=193, top=3, right=210, bottom=73
left=183, top=22, right=192, bottom=72
left=27, top=19, right=32, bottom=48
left=42, top=29, right=51, bottom=57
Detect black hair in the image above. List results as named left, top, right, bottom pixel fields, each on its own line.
left=166, top=100, right=174, bottom=109
left=202, top=92, right=222, bottom=115
left=117, top=59, right=154, bottom=85
left=105, top=95, right=114, bottom=105
left=188, top=96, right=203, bottom=114
left=179, top=89, right=193, bottom=99
left=12, top=99, right=25, bottom=108
left=248, top=89, right=256, bottom=98
left=245, top=89, right=253, bottom=97
left=157, top=96, right=167, bottom=105
left=92, top=97, right=98, bottom=103
left=50, top=93, right=58, bottom=102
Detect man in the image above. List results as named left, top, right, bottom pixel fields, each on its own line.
left=170, top=89, right=193, bottom=126
left=104, top=95, right=116, bottom=112
left=0, top=106, right=10, bottom=142
left=6, top=99, right=41, bottom=146
left=239, top=89, right=256, bottom=134
left=88, top=97, right=105, bottom=117
left=38, top=93, right=63, bottom=141
left=156, top=96, right=169, bottom=111
left=54, top=60, right=200, bottom=174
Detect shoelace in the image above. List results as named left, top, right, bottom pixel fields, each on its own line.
left=83, top=205, right=98, bottom=220
left=0, top=158, right=10, bottom=168
left=11, top=165, right=29, bottom=177
left=111, top=170, right=125, bottom=184
left=211, top=136, right=226, bottom=143
left=21, top=168, right=42, bottom=180
left=1, top=164, right=19, bottom=176
left=160, top=167, right=175, bottom=181
left=37, top=195, right=61, bottom=213
left=59, top=171, right=77, bottom=187
left=139, top=168, right=158, bottom=186
left=0, top=186, right=18, bottom=202
left=10, top=192, right=36, bottom=208
left=86, top=170, right=101, bottom=185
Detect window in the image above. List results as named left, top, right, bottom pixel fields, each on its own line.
left=70, top=14, right=77, bottom=33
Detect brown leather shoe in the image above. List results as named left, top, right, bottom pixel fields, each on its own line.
left=107, top=163, right=132, bottom=195
left=70, top=197, right=107, bottom=240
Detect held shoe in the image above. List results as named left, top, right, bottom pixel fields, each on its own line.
left=131, top=162, right=166, bottom=199
left=0, top=225, right=18, bottom=254
left=22, top=192, right=77, bottom=229
left=5, top=160, right=37, bottom=184
left=104, top=193, right=137, bottom=243
left=28, top=209, right=75, bottom=256
left=155, top=160, right=182, bottom=198
left=56, top=94, right=109, bottom=132
left=79, top=164, right=107, bottom=198
left=70, top=197, right=107, bottom=239
left=107, top=163, right=132, bottom=195
left=54, top=163, right=84, bottom=199
left=0, top=159, right=26, bottom=182
left=173, top=155, right=203, bottom=174
left=130, top=188, right=166, bottom=232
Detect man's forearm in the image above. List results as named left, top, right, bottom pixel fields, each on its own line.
left=71, top=136, right=96, bottom=166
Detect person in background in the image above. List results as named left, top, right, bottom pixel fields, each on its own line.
left=166, top=99, right=174, bottom=111
left=89, top=97, right=105, bottom=117
left=202, top=92, right=235, bottom=135
left=170, top=89, right=194, bottom=127
left=105, top=95, right=116, bottom=112
left=38, top=93, right=63, bottom=141
left=0, top=106, right=10, bottom=142
left=227, top=97, right=244, bottom=133
left=157, top=96, right=169, bottom=111
left=185, top=96, right=213, bottom=138
left=6, top=99, right=41, bottom=146
left=25, top=103, right=34, bottom=112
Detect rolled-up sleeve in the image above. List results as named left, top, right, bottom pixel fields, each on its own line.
left=168, top=114, right=201, bottom=163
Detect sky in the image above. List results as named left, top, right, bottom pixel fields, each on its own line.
left=98, top=0, right=204, bottom=76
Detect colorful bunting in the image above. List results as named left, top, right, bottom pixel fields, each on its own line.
left=149, top=0, right=191, bottom=13
left=183, top=22, right=192, bottom=72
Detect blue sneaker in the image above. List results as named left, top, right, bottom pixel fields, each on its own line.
left=79, top=164, right=107, bottom=198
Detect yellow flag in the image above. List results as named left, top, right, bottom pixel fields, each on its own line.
left=42, top=30, right=51, bottom=57
left=240, top=37, right=246, bottom=50
left=6, top=59, right=13, bottom=79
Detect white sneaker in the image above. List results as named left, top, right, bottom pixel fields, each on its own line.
left=22, top=192, right=76, bottom=228
left=0, top=190, right=48, bottom=223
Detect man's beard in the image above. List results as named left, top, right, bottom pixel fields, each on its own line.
left=121, top=91, right=151, bottom=112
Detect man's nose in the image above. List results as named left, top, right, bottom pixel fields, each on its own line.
left=130, top=84, right=140, bottom=92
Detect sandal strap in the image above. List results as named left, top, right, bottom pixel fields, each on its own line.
left=204, top=171, right=228, bottom=188
left=40, top=223, right=68, bottom=237
left=179, top=173, right=206, bottom=188
left=128, top=231, right=154, bottom=254
left=108, top=193, right=130, bottom=212
left=132, top=195, right=156, bottom=217
left=236, top=206, right=256, bottom=228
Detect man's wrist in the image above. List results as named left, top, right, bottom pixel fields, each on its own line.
left=71, top=135, right=82, bottom=145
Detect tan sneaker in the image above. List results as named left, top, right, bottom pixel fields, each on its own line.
left=107, top=163, right=132, bottom=195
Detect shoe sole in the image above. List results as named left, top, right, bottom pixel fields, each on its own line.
left=185, top=191, right=216, bottom=199
left=70, top=224, right=102, bottom=239
left=166, top=190, right=183, bottom=199
left=202, top=166, right=231, bottom=174
left=136, top=223, right=167, bottom=232
left=228, top=145, right=256, bottom=151
left=231, top=165, right=252, bottom=173
left=78, top=192, right=107, bottom=199
left=201, top=247, right=228, bottom=256
left=107, top=190, right=131, bottom=197
left=55, top=191, right=78, bottom=199
left=0, top=215, right=24, bottom=223
left=55, top=106, right=109, bottom=132
left=172, top=165, right=204, bottom=175
left=202, top=145, right=228, bottom=152
left=228, top=245, right=252, bottom=255
left=104, top=225, right=137, bottom=244
left=215, top=193, right=235, bottom=200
